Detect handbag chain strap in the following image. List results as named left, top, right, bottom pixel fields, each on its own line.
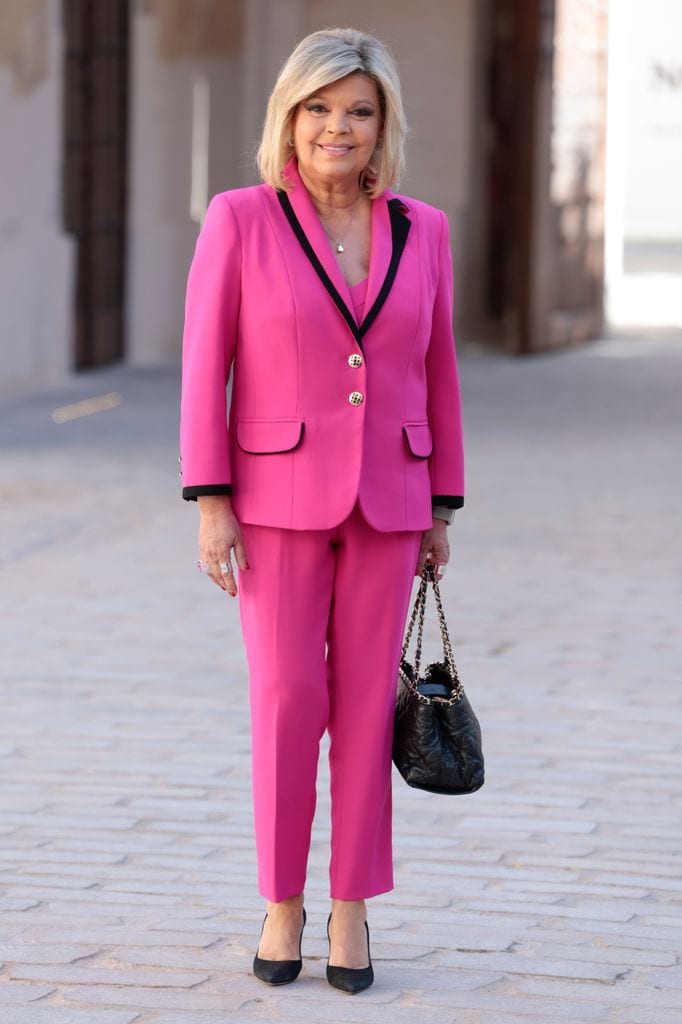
left=399, top=562, right=464, bottom=705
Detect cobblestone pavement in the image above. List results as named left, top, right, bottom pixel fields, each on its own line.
left=1, top=332, right=681, bottom=1024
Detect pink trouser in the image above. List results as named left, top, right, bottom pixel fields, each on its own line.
left=236, top=499, right=422, bottom=901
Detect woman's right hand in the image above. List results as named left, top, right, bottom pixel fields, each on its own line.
left=197, top=495, right=248, bottom=596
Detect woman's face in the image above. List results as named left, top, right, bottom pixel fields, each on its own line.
left=292, top=72, right=382, bottom=190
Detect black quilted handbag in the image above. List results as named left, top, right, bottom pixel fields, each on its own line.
left=393, top=561, right=485, bottom=795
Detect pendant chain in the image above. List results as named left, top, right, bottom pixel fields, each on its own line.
left=319, top=198, right=362, bottom=254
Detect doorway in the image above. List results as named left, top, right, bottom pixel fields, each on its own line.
left=62, top=1, right=129, bottom=368
left=486, top=0, right=610, bottom=354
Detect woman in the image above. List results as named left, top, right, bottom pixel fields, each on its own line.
left=179, top=27, right=464, bottom=993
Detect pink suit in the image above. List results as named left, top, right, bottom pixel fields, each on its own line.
left=179, top=155, right=465, bottom=900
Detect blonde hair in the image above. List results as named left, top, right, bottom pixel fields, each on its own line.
left=257, top=27, right=407, bottom=198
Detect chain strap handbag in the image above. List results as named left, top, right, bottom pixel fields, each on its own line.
left=393, top=561, right=485, bottom=795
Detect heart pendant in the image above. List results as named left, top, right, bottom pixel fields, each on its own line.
left=336, top=242, right=344, bottom=253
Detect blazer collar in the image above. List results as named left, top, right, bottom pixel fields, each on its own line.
left=277, top=155, right=411, bottom=350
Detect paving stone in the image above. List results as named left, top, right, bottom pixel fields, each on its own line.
left=0, top=814, right=141, bottom=830
left=0, top=984, right=58, bottom=1005
left=424, top=949, right=626, bottom=982
left=594, top=874, right=682, bottom=892
left=0, top=849, right=127, bottom=866
left=516, top=976, right=682, bottom=1009
left=397, top=862, right=579, bottom=882
left=610, top=1012, right=682, bottom=1024
left=489, top=880, right=652, bottom=898
left=55, top=985, right=274, bottom=1011
left=0, top=898, right=41, bottom=911
left=110, top=941, right=439, bottom=972
left=511, top=940, right=677, bottom=967
left=0, top=1012, right=140, bottom=1024
left=636, top=914, right=682, bottom=929
left=436, top=1016, right=592, bottom=1024
left=458, top=816, right=598, bottom=833
left=2, top=887, right=182, bottom=907
left=0, top=912, right=135, bottom=930
left=0, top=864, right=184, bottom=885
left=0, top=873, right=98, bottom=890
left=16, top=928, right=222, bottom=948
left=510, top=853, right=682, bottom=877
left=1, top=342, right=681, bottom=1024
left=382, top=986, right=610, bottom=1019
left=637, top=968, right=682, bottom=990
left=230, top=987, right=609, bottom=1021
left=9, top=965, right=211, bottom=987
left=125, top=1017, right=245, bottom=1024
left=546, top=917, right=682, bottom=947
left=455, top=899, right=638, bottom=923
left=0, top=943, right=103, bottom=964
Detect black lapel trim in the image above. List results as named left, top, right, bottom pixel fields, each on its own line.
left=276, top=190, right=364, bottom=351
left=360, top=198, right=411, bottom=336
left=276, top=190, right=412, bottom=352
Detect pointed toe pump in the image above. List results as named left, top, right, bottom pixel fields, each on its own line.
left=326, top=911, right=374, bottom=994
left=253, top=906, right=306, bottom=985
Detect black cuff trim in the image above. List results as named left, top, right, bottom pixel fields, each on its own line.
left=182, top=484, right=233, bottom=502
left=431, top=495, right=464, bottom=509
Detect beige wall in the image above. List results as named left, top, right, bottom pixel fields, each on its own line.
left=249, top=0, right=489, bottom=332
left=294, top=1, right=485, bottom=331
left=0, top=0, right=73, bottom=399
left=0, top=0, right=488, bottom=391
left=0, top=0, right=490, bottom=397
left=306, top=1, right=474, bottom=209
left=303, top=0, right=488, bottom=333
left=126, top=1, right=244, bottom=367
left=126, top=0, right=488, bottom=367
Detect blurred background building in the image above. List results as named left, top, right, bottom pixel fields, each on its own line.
left=0, top=0, right=679, bottom=399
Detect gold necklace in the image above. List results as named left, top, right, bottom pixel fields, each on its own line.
left=319, top=199, right=362, bottom=253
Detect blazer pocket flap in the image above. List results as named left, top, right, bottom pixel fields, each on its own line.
left=237, top=418, right=304, bottom=454
left=403, top=421, right=433, bottom=458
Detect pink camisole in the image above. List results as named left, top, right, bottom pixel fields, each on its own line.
left=349, top=277, right=369, bottom=323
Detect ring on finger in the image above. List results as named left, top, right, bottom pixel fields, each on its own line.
left=219, top=561, right=233, bottom=575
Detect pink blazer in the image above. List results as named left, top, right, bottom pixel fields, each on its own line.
left=179, top=155, right=464, bottom=532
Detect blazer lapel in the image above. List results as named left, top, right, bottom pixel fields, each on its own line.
left=361, top=193, right=411, bottom=335
left=281, top=155, right=355, bottom=312
left=276, top=156, right=412, bottom=349
left=361, top=195, right=391, bottom=329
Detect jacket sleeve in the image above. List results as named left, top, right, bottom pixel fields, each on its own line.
left=179, top=194, right=241, bottom=501
left=426, top=209, right=465, bottom=510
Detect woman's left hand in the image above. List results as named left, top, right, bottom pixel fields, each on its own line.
left=415, top=518, right=450, bottom=579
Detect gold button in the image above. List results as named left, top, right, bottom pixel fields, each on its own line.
left=349, top=391, right=364, bottom=406
left=348, top=354, right=363, bottom=368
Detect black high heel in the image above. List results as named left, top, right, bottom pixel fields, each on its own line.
left=253, top=905, right=306, bottom=985
left=326, top=911, right=374, bottom=994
